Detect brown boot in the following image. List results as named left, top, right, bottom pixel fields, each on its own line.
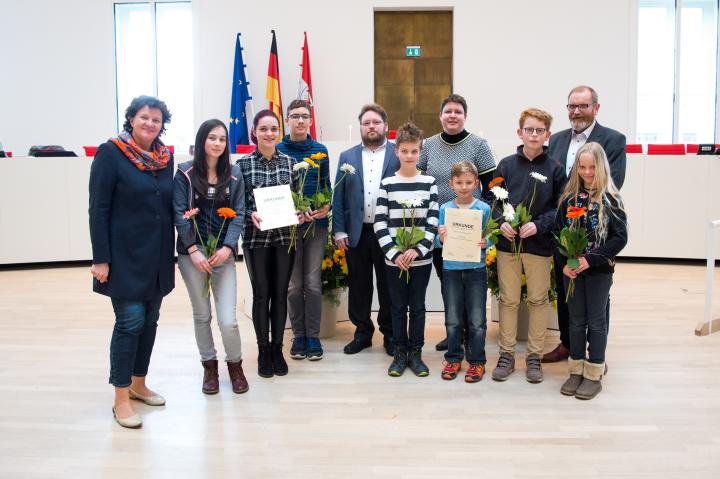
left=201, top=360, right=219, bottom=394
left=541, top=343, right=570, bottom=363
left=227, top=360, right=249, bottom=394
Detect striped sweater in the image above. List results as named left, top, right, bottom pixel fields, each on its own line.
left=373, top=173, right=439, bottom=267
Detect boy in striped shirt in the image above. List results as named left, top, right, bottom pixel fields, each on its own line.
left=374, top=123, right=439, bottom=377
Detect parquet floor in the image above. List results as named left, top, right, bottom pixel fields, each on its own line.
left=0, top=260, right=719, bottom=478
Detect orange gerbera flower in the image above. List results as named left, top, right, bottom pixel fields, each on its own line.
left=304, top=157, right=319, bottom=168
left=566, top=206, right=587, bottom=220
left=216, top=207, right=237, bottom=219
left=310, top=152, right=327, bottom=161
left=488, top=177, right=504, bottom=189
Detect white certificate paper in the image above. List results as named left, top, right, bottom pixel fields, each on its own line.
left=442, top=208, right=483, bottom=262
left=253, top=184, right=298, bottom=231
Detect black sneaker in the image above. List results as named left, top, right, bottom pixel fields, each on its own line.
left=388, top=350, right=408, bottom=377
left=305, top=337, right=324, bottom=361
left=289, top=336, right=306, bottom=360
left=407, top=348, right=430, bottom=377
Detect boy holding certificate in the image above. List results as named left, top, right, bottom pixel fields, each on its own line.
left=436, top=161, right=491, bottom=383
left=374, top=123, right=439, bottom=377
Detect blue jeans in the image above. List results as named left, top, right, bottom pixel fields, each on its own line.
left=109, top=294, right=163, bottom=387
left=442, top=268, right=488, bottom=364
left=178, top=254, right=242, bottom=363
left=385, top=263, right=432, bottom=351
left=564, top=272, right=613, bottom=364
left=287, top=225, right=327, bottom=338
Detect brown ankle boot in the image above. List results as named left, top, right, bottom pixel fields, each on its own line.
left=201, top=360, right=219, bottom=394
left=227, top=360, right=249, bottom=394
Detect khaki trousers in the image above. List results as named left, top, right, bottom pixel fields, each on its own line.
left=497, top=250, right=551, bottom=357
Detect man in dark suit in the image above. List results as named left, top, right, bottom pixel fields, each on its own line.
left=332, top=103, right=400, bottom=355
left=543, top=85, right=627, bottom=363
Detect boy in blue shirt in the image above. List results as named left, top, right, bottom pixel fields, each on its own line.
left=437, top=161, right=491, bottom=383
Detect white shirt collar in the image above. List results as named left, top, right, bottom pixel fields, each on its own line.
left=573, top=121, right=596, bottom=139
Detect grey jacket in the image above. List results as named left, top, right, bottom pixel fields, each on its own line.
left=173, top=160, right=245, bottom=255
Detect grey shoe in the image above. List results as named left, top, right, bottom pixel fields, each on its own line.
left=526, top=355, right=543, bottom=383
left=561, top=375, right=583, bottom=395
left=575, top=361, right=604, bottom=400
left=575, top=378, right=602, bottom=399
left=491, top=352, right=515, bottom=381
left=561, top=358, right=584, bottom=395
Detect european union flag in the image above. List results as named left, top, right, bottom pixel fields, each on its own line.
left=229, top=33, right=252, bottom=152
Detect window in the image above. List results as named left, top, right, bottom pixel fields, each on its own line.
left=637, top=0, right=719, bottom=143
left=114, top=2, right=193, bottom=150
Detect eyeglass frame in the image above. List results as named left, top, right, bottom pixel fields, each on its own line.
left=566, top=103, right=596, bottom=111
left=522, top=127, right=548, bottom=135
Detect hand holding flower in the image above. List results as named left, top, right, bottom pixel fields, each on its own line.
left=518, top=221, right=537, bottom=238
left=190, top=250, right=212, bottom=274
left=500, top=221, right=517, bottom=240
left=208, top=245, right=232, bottom=267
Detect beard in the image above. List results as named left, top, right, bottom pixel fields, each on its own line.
left=570, top=116, right=592, bottom=132
left=361, top=130, right=386, bottom=147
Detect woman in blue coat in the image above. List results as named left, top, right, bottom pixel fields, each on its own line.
left=89, top=95, right=175, bottom=428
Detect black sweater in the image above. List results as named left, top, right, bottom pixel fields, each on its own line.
left=493, top=146, right=566, bottom=257
left=556, top=190, right=628, bottom=274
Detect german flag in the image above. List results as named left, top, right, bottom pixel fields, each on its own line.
left=266, top=30, right=283, bottom=141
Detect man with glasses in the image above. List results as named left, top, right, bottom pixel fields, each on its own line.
left=332, top=103, right=399, bottom=355
left=543, top=85, right=627, bottom=364
left=278, top=99, right=332, bottom=362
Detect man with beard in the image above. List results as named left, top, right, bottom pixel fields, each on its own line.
left=332, top=103, right=400, bottom=355
left=543, top=85, right=627, bottom=364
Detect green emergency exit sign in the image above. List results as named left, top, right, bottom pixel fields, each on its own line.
left=406, top=46, right=421, bottom=57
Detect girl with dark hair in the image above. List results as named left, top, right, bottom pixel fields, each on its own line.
left=89, top=95, right=175, bottom=428
left=174, top=119, right=248, bottom=395
left=237, top=110, right=304, bottom=378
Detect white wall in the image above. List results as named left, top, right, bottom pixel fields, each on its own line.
left=0, top=0, right=638, bottom=158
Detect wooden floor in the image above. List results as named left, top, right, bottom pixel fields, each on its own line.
left=1, top=261, right=719, bottom=478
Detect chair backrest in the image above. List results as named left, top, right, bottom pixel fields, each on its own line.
left=236, top=144, right=256, bottom=154
left=387, top=130, right=397, bottom=140
left=625, top=144, right=643, bottom=154
left=83, top=146, right=98, bottom=157
left=647, top=144, right=685, bottom=155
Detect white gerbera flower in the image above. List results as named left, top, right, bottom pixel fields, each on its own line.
left=293, top=162, right=309, bottom=172
left=503, top=203, right=515, bottom=222
left=410, top=198, right=424, bottom=207
left=530, top=172, right=547, bottom=183
left=491, top=186, right=508, bottom=201
left=340, top=163, right=356, bottom=175
left=399, top=198, right=423, bottom=208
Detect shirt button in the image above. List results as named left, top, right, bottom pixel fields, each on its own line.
left=156, top=191, right=160, bottom=196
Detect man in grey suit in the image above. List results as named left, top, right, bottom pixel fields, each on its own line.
left=332, top=103, right=400, bottom=355
left=543, top=85, right=627, bottom=363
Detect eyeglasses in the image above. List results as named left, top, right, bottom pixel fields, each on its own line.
left=361, top=120, right=384, bottom=127
left=288, top=114, right=311, bottom=120
left=522, top=127, right=547, bottom=135
left=566, top=103, right=595, bottom=111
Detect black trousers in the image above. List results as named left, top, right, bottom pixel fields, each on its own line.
left=554, top=252, right=610, bottom=348
left=345, top=224, right=392, bottom=342
left=243, top=245, right=295, bottom=346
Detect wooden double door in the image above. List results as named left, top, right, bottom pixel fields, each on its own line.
left=374, top=10, right=453, bottom=137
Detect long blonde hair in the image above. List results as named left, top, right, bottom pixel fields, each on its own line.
left=558, top=142, right=625, bottom=241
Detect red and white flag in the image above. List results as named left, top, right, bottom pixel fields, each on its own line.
left=297, top=32, right=317, bottom=140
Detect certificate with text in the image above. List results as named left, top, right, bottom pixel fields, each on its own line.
left=253, top=184, right=298, bottom=231
left=442, top=208, right=483, bottom=262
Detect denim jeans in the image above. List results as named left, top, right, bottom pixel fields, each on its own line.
left=442, top=268, right=488, bottom=364
left=287, top=225, right=327, bottom=338
left=385, top=263, right=432, bottom=351
left=109, top=294, right=163, bottom=387
left=564, top=271, right=613, bottom=364
left=178, top=254, right=242, bottom=363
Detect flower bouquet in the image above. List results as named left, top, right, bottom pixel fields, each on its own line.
left=483, top=176, right=508, bottom=245
left=394, top=198, right=426, bottom=282
left=184, top=207, right=237, bottom=297
left=554, top=205, right=589, bottom=301
left=506, top=172, right=546, bottom=258
left=321, top=234, right=350, bottom=305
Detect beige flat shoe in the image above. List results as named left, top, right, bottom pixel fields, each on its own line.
left=129, top=388, right=166, bottom=406
left=112, top=407, right=142, bottom=429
